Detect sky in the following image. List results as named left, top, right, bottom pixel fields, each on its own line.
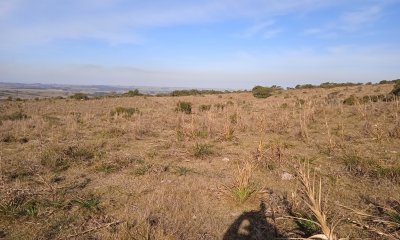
left=0, top=0, right=399, bottom=89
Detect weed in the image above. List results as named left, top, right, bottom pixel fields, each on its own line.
left=75, top=197, right=100, bottom=210
left=193, top=143, right=213, bottom=158
left=341, top=153, right=380, bottom=177
left=230, top=113, right=238, bottom=124
left=63, top=146, right=94, bottom=160
left=134, top=164, right=152, bottom=176
left=377, top=166, right=400, bottom=182
left=0, top=195, right=39, bottom=218
left=230, top=161, right=256, bottom=204
left=96, top=164, right=116, bottom=174
left=391, top=81, right=400, bottom=96
left=70, top=93, right=89, bottom=100
left=199, top=104, right=211, bottom=112
left=24, top=201, right=39, bottom=217
left=194, top=130, right=208, bottom=138
left=0, top=111, right=28, bottom=121
left=111, top=107, right=140, bottom=118
left=343, top=95, right=358, bottom=105
left=6, top=165, right=35, bottom=181
left=174, top=166, right=192, bottom=176
left=232, top=186, right=255, bottom=204
left=41, top=145, right=95, bottom=171
left=41, top=148, right=70, bottom=171
left=214, top=103, right=225, bottom=111
left=176, top=101, right=192, bottom=114
left=222, top=123, right=235, bottom=141
left=293, top=212, right=320, bottom=236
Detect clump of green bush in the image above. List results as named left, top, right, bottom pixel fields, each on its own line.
left=343, top=94, right=397, bottom=105
left=391, top=82, right=400, bottom=96
left=176, top=101, right=192, bottom=114
left=199, top=104, right=211, bottom=112
left=171, top=89, right=225, bottom=96
left=122, top=89, right=142, bottom=97
left=343, top=95, right=358, bottom=105
left=214, top=103, right=225, bottom=111
left=252, top=86, right=274, bottom=98
left=70, top=93, right=89, bottom=100
left=111, top=107, right=140, bottom=118
left=194, top=143, right=213, bottom=158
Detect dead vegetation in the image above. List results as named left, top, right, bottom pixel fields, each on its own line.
left=0, top=83, right=399, bottom=239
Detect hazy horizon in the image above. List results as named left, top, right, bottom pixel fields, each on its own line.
left=1, top=0, right=400, bottom=88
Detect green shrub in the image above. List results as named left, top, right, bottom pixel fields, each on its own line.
left=70, top=93, right=89, bottom=100
left=123, top=89, right=142, bottom=97
left=199, top=104, right=211, bottom=112
left=96, top=164, right=116, bottom=174
left=0, top=198, right=39, bottom=218
left=377, top=166, right=400, bottom=182
left=194, top=143, right=213, bottom=158
left=343, top=95, right=358, bottom=105
left=214, top=103, right=225, bottom=111
left=134, top=164, right=152, bottom=176
left=292, top=212, right=320, bottom=236
left=176, top=101, right=192, bottom=114
left=170, top=89, right=225, bottom=96
left=231, top=186, right=255, bottom=204
left=75, top=197, right=100, bottom=210
left=111, top=107, right=140, bottom=118
left=252, top=86, right=273, bottom=98
left=174, top=166, right=192, bottom=176
left=391, top=82, right=400, bottom=96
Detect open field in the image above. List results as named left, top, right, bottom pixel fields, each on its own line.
left=1, top=83, right=399, bottom=239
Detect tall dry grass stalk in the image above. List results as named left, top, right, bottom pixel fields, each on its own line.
left=297, top=163, right=340, bottom=240
left=234, top=161, right=253, bottom=189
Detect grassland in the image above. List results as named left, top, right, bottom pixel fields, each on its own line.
left=0, top=83, right=399, bottom=239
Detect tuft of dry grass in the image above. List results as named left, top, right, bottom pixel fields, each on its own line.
left=227, top=161, right=258, bottom=204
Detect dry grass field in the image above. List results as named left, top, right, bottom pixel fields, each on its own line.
left=1, top=83, right=399, bottom=239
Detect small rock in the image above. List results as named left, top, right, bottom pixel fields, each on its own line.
left=281, top=172, right=293, bottom=180
left=230, top=212, right=241, bottom=217
left=222, top=157, right=230, bottom=162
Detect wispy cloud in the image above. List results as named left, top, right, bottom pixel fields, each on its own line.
left=340, top=5, right=382, bottom=31
left=304, top=4, right=384, bottom=38
left=0, top=0, right=337, bottom=49
left=240, top=20, right=282, bottom=39
left=262, top=29, right=283, bottom=39
left=242, top=21, right=275, bottom=37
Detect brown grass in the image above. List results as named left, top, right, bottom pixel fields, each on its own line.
left=0, top=83, right=399, bottom=239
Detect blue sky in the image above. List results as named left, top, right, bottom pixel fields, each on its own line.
left=0, top=0, right=399, bottom=89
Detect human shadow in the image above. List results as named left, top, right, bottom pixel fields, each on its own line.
left=223, top=202, right=285, bottom=240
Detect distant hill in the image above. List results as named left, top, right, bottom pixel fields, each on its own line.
left=0, top=82, right=232, bottom=99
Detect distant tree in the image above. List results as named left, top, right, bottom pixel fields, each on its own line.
left=70, top=93, right=89, bottom=100
left=252, top=86, right=274, bottom=98
left=123, top=89, right=142, bottom=97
